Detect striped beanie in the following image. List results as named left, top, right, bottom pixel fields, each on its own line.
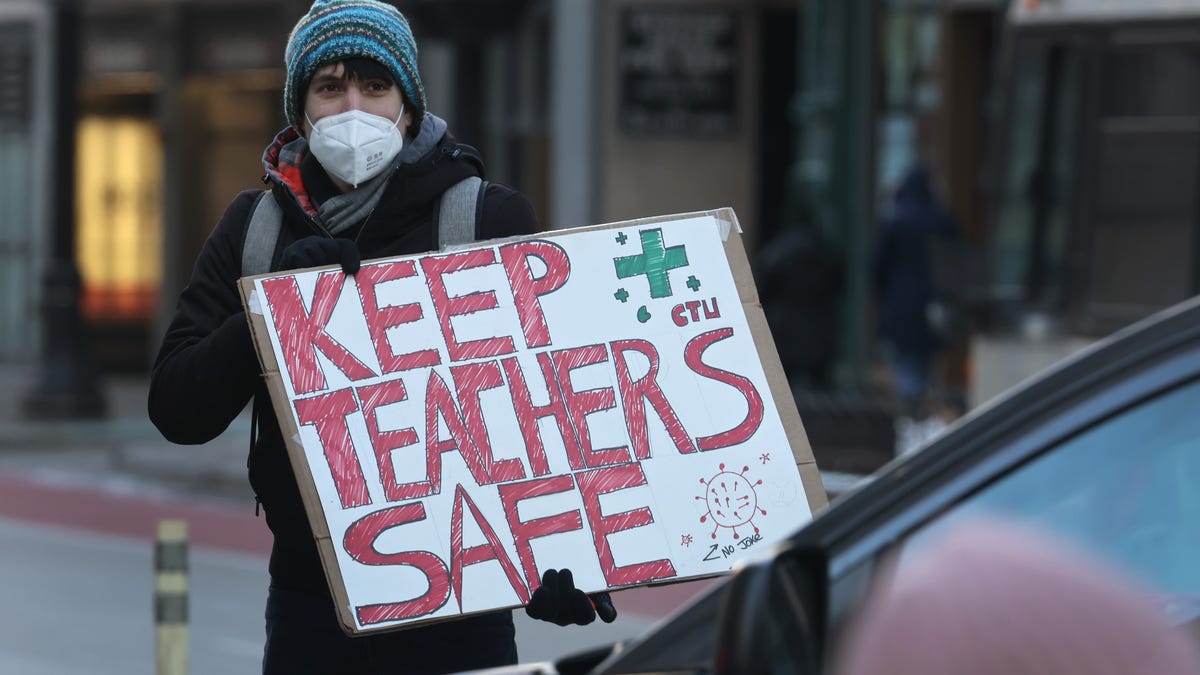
left=284, top=0, right=425, bottom=132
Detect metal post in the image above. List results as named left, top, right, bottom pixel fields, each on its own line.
left=155, top=519, right=189, bottom=675
left=551, top=0, right=598, bottom=230
left=792, top=0, right=874, bottom=390
left=21, top=0, right=105, bottom=418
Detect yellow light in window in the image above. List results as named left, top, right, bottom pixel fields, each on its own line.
left=76, top=116, right=163, bottom=321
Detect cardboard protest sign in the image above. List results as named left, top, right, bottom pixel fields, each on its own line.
left=239, top=208, right=826, bottom=635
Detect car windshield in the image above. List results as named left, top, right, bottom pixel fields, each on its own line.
left=904, top=377, right=1200, bottom=621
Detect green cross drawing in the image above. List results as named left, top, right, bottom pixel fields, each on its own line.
left=686, top=275, right=701, bottom=292
left=615, top=232, right=628, bottom=245
left=613, top=229, right=689, bottom=299
left=614, top=288, right=630, bottom=303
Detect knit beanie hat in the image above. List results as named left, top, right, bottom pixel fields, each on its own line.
left=284, top=0, right=425, bottom=132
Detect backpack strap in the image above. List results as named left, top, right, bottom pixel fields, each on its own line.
left=241, top=190, right=283, bottom=278
left=241, top=176, right=486, bottom=280
left=241, top=189, right=280, bottom=517
left=437, top=176, right=487, bottom=249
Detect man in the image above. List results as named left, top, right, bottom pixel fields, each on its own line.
left=149, top=2, right=611, bottom=672
left=871, top=163, right=958, bottom=416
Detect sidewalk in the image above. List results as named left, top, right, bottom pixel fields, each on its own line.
left=0, top=365, right=253, bottom=507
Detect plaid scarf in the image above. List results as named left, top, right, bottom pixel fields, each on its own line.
left=267, top=112, right=449, bottom=236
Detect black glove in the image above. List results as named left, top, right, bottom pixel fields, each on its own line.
left=279, top=236, right=360, bottom=275
left=525, top=568, right=618, bottom=626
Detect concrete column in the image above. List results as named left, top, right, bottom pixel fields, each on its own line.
left=0, top=1, right=50, bottom=359
left=420, top=39, right=457, bottom=130
left=550, top=0, right=597, bottom=230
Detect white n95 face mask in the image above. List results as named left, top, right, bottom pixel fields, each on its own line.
left=306, top=107, right=404, bottom=188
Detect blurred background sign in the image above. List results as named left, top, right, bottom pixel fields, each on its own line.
left=1012, top=0, right=1200, bottom=23
left=618, top=6, right=738, bottom=136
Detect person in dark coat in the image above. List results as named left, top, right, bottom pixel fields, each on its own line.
left=756, top=220, right=843, bottom=390
left=148, top=2, right=611, bottom=672
left=871, top=164, right=957, bottom=413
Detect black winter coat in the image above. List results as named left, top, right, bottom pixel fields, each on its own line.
left=871, top=165, right=957, bottom=356
left=148, top=127, right=539, bottom=594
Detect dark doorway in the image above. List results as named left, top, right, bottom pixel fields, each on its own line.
left=756, top=8, right=800, bottom=252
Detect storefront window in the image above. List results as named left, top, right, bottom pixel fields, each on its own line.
left=76, top=115, right=163, bottom=322
left=875, top=6, right=941, bottom=202
left=989, top=44, right=1080, bottom=307
left=1088, top=40, right=1200, bottom=317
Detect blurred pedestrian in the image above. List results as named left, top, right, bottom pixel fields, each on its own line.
left=147, top=1, right=612, bottom=672
left=756, top=216, right=843, bottom=390
left=871, top=163, right=957, bottom=415
left=831, top=520, right=1200, bottom=675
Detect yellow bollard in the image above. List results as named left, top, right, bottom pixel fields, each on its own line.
left=155, top=519, right=189, bottom=675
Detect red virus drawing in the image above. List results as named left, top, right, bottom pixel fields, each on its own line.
left=695, top=463, right=766, bottom=540
left=681, top=534, right=694, bottom=547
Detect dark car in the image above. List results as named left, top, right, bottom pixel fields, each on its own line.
left=495, top=294, right=1200, bottom=675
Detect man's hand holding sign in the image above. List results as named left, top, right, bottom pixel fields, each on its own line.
left=239, top=209, right=825, bottom=635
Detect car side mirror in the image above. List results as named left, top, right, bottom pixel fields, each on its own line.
left=713, top=551, right=824, bottom=675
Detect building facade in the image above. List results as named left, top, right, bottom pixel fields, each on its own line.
left=7, top=0, right=1007, bottom=421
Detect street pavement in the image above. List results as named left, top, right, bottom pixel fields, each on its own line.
left=0, top=366, right=723, bottom=672
left=0, top=365, right=872, bottom=673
